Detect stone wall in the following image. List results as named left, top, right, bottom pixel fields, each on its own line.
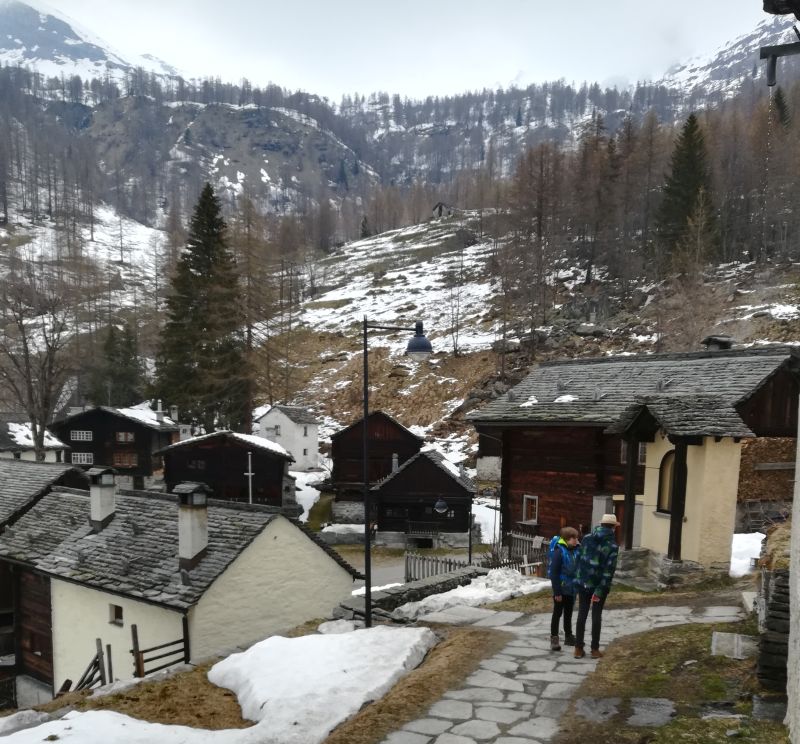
left=334, top=567, right=488, bottom=621
left=757, top=568, right=790, bottom=692
left=332, top=501, right=365, bottom=524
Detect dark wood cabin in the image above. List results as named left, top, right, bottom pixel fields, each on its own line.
left=470, top=347, right=800, bottom=550
left=159, top=431, right=293, bottom=508
left=372, top=450, right=475, bottom=534
left=331, top=411, right=424, bottom=501
left=49, top=405, right=179, bottom=488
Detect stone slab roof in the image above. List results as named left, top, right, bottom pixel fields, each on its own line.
left=54, top=403, right=179, bottom=432
left=373, top=449, right=476, bottom=493
left=332, top=410, right=424, bottom=442
left=607, top=395, right=756, bottom=439
left=0, top=421, right=67, bottom=452
left=0, top=460, right=83, bottom=527
left=0, top=489, right=359, bottom=609
left=259, top=405, right=317, bottom=426
left=156, top=430, right=292, bottom=460
left=468, top=347, right=799, bottom=426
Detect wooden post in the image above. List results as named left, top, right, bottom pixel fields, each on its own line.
left=182, top=616, right=191, bottom=664
left=667, top=440, right=688, bottom=561
left=623, top=438, right=638, bottom=550
left=130, top=624, right=143, bottom=678
left=96, top=638, right=107, bottom=686
left=106, top=643, right=113, bottom=682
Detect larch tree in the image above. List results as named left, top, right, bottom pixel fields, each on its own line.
left=157, top=183, right=251, bottom=432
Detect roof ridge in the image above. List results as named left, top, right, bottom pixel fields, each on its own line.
left=538, top=346, right=799, bottom=368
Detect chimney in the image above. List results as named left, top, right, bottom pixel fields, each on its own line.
left=392, top=453, right=399, bottom=472
left=169, top=405, right=179, bottom=422
left=88, top=467, right=116, bottom=532
left=175, top=482, right=210, bottom=570
left=156, top=399, right=164, bottom=423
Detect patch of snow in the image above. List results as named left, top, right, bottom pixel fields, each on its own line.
left=352, top=582, right=402, bottom=596
left=554, top=394, right=578, bottom=403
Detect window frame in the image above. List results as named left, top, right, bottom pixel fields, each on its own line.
left=657, top=450, right=676, bottom=514
left=521, top=494, right=539, bottom=525
left=109, top=604, right=124, bottom=626
left=620, top=440, right=647, bottom=465
left=71, top=452, right=94, bottom=465
left=70, top=430, right=93, bottom=442
left=115, top=431, right=135, bottom=443
left=112, top=451, right=138, bottom=468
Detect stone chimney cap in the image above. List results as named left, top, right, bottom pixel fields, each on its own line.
left=701, top=335, right=735, bottom=350
left=87, top=467, right=116, bottom=485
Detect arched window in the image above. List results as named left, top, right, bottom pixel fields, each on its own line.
left=657, top=450, right=675, bottom=513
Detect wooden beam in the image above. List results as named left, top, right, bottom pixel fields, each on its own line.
left=623, top=438, right=637, bottom=551
left=754, top=462, right=796, bottom=471
left=667, top=441, right=688, bottom=561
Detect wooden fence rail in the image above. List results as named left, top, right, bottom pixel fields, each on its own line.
left=404, top=550, right=543, bottom=582
left=130, top=617, right=190, bottom=678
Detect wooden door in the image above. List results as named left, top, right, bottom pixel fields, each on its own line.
left=17, top=571, right=53, bottom=687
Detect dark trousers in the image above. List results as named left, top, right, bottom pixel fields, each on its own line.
left=575, top=588, right=607, bottom=650
left=550, top=594, right=575, bottom=637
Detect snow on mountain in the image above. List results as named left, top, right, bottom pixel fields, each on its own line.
left=0, top=0, right=182, bottom=80
left=660, top=14, right=796, bottom=97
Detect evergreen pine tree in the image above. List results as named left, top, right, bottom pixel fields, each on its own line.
left=336, top=159, right=349, bottom=190
left=157, top=183, right=251, bottom=432
left=655, top=113, right=717, bottom=261
left=88, top=323, right=143, bottom=407
left=360, top=215, right=371, bottom=239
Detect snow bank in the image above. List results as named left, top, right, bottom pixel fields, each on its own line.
left=4, top=628, right=436, bottom=744
left=208, top=626, right=436, bottom=742
left=730, top=532, right=765, bottom=577
left=394, top=568, right=549, bottom=620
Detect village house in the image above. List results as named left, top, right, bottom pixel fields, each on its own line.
left=48, top=402, right=190, bottom=490
left=371, top=449, right=475, bottom=548
left=255, top=404, right=319, bottom=471
left=0, top=471, right=360, bottom=707
left=158, top=431, right=300, bottom=517
left=0, top=416, right=68, bottom=463
left=330, top=411, right=424, bottom=523
left=469, top=346, right=799, bottom=583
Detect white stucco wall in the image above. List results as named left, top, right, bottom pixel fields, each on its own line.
left=50, top=579, right=183, bottom=688
left=189, top=515, right=353, bottom=659
left=640, top=433, right=741, bottom=568
left=476, top=455, right=502, bottom=483
left=259, top=410, right=318, bottom=471
left=0, top=450, right=62, bottom=462
left=787, top=417, right=800, bottom=742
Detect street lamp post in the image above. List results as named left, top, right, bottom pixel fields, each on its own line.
left=363, top=319, right=432, bottom=628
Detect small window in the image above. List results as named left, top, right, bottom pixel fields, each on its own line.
left=188, top=459, right=206, bottom=470
left=56, top=450, right=62, bottom=463
left=303, top=448, right=308, bottom=456
left=112, top=451, right=138, bottom=468
left=657, top=451, right=675, bottom=513
left=620, top=441, right=647, bottom=465
left=71, top=452, right=94, bottom=465
left=303, top=426, right=308, bottom=437
left=115, top=432, right=135, bottom=443
left=274, top=425, right=281, bottom=437
left=13, top=452, right=21, bottom=460
left=109, top=604, right=123, bottom=626
left=522, top=494, right=539, bottom=525
left=70, top=430, right=92, bottom=441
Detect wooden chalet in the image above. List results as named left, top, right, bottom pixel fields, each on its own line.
left=330, top=411, right=424, bottom=501
left=469, top=347, right=800, bottom=570
left=158, top=431, right=299, bottom=516
left=49, top=403, right=183, bottom=489
left=0, top=461, right=86, bottom=707
left=372, top=450, right=475, bottom=541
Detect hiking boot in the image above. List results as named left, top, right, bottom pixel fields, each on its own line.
left=591, top=649, right=604, bottom=659
left=550, top=635, right=561, bottom=651
left=574, top=646, right=586, bottom=659
left=564, top=633, right=576, bottom=646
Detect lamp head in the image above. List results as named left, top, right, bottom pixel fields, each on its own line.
left=406, top=321, right=433, bottom=362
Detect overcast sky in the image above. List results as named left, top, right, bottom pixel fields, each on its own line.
left=46, top=1, right=768, bottom=100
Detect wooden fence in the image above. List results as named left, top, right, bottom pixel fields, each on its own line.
left=130, top=617, right=190, bottom=678
left=404, top=551, right=536, bottom=582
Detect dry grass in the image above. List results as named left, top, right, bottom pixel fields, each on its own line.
left=554, top=617, right=789, bottom=744
left=763, top=520, right=792, bottom=570
left=325, top=626, right=508, bottom=744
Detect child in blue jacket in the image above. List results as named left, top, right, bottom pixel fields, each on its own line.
left=549, top=526, right=580, bottom=651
